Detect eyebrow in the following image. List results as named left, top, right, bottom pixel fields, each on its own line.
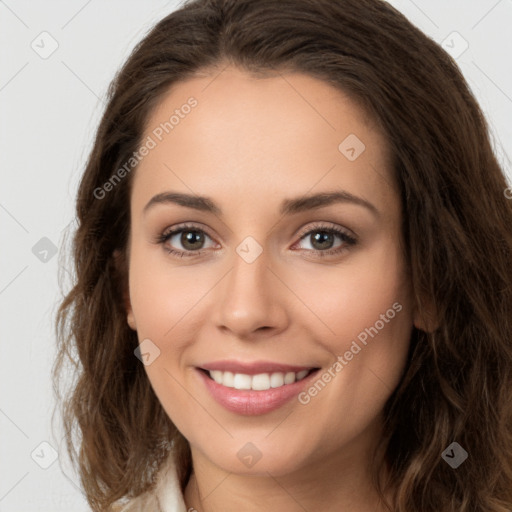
left=143, top=190, right=379, bottom=217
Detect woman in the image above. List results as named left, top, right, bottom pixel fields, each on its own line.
left=53, top=0, right=512, bottom=510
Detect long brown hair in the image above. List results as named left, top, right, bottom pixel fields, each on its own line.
left=53, top=0, right=512, bottom=510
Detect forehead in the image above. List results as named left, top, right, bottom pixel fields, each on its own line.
left=131, top=66, right=394, bottom=217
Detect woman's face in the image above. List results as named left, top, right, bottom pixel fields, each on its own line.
left=124, top=65, right=418, bottom=477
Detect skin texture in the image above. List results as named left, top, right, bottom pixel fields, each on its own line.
left=123, top=65, right=425, bottom=511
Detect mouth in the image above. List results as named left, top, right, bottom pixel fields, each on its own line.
left=196, top=361, right=321, bottom=415
left=199, top=367, right=317, bottom=391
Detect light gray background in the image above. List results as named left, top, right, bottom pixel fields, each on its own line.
left=1, top=1, right=511, bottom=510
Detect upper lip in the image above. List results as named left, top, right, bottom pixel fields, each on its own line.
left=199, top=360, right=317, bottom=375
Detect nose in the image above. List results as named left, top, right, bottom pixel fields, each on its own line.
left=212, top=243, right=289, bottom=340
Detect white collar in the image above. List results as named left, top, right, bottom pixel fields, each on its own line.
left=116, top=454, right=187, bottom=512
left=154, top=453, right=188, bottom=512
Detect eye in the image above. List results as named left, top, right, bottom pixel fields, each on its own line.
left=155, top=223, right=217, bottom=258
left=293, top=222, right=357, bottom=258
left=154, top=221, right=357, bottom=259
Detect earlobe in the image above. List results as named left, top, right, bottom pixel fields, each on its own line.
left=113, top=249, right=137, bottom=331
left=127, top=310, right=137, bottom=330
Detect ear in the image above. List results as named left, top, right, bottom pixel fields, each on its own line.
left=113, top=249, right=137, bottom=331
left=413, top=295, right=439, bottom=333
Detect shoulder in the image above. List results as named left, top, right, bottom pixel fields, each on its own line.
left=110, top=453, right=188, bottom=512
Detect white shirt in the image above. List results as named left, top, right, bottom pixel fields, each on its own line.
left=114, top=454, right=188, bottom=512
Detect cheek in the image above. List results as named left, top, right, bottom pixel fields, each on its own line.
left=293, top=237, right=411, bottom=347
left=127, top=247, right=216, bottom=431
left=291, top=308, right=412, bottom=460
left=128, top=243, right=207, bottom=343
left=295, top=238, right=413, bottom=408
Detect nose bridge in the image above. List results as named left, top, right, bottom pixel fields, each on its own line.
left=227, top=236, right=273, bottom=307
left=214, top=235, right=287, bottom=335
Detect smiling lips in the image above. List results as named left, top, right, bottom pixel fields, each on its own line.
left=207, top=368, right=311, bottom=390
left=198, top=361, right=319, bottom=415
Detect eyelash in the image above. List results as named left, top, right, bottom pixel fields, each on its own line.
left=154, top=221, right=357, bottom=259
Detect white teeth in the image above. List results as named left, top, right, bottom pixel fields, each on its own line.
left=210, top=370, right=223, bottom=384
left=233, top=373, right=252, bottom=390
left=208, top=369, right=311, bottom=390
left=296, top=370, right=309, bottom=380
left=252, top=373, right=271, bottom=391
left=222, top=371, right=234, bottom=387
left=284, top=372, right=296, bottom=385
left=270, top=372, right=284, bottom=388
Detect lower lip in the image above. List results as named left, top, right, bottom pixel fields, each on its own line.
left=197, top=369, right=318, bottom=415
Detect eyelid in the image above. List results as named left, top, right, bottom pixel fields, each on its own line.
left=157, top=222, right=219, bottom=251
left=160, top=221, right=216, bottom=241
left=295, top=221, right=356, bottom=241
left=156, top=220, right=358, bottom=258
left=159, top=221, right=356, bottom=242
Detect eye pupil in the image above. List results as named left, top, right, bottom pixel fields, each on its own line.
left=182, top=231, right=204, bottom=250
left=312, top=231, right=334, bottom=250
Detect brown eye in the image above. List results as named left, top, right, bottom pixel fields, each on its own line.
left=178, top=230, right=206, bottom=251
left=309, top=231, right=337, bottom=250
left=157, top=224, right=216, bottom=258
left=294, top=223, right=357, bottom=258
